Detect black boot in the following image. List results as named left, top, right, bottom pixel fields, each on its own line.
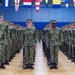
left=29, top=64, right=34, bottom=69
left=16, top=50, right=20, bottom=53
left=4, top=60, right=10, bottom=65
left=47, top=60, right=50, bottom=65
left=50, top=63, right=54, bottom=69
left=33, top=59, right=35, bottom=62
left=67, top=55, right=71, bottom=60
left=13, top=54, right=15, bottom=57
left=11, top=56, right=13, bottom=59
left=9, top=59, right=12, bottom=62
left=0, top=64, right=6, bottom=69
left=53, top=63, right=58, bottom=69
left=33, top=57, right=35, bottom=62
left=24, top=64, right=29, bottom=69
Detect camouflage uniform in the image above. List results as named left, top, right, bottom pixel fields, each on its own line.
left=23, top=19, right=37, bottom=69
left=37, top=29, right=43, bottom=42
left=4, top=22, right=10, bottom=64
left=23, top=27, right=37, bottom=65
left=8, top=23, right=13, bottom=60
left=0, top=22, right=7, bottom=68
left=49, top=28, right=63, bottom=63
left=46, top=20, right=63, bottom=69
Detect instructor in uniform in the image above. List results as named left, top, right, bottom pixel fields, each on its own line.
left=46, top=20, right=63, bottom=69
left=23, top=19, right=37, bottom=69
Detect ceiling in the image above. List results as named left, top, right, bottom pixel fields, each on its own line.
left=0, top=0, right=74, bottom=6
left=11, top=0, right=74, bottom=6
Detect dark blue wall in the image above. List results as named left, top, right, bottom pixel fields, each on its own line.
left=0, top=6, right=74, bottom=29
left=13, top=22, right=70, bottom=29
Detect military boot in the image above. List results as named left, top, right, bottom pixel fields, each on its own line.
left=53, top=63, right=58, bottom=69
left=4, top=60, right=10, bottom=65
left=24, top=64, right=29, bottom=69
left=9, top=59, right=12, bottom=62
left=0, top=64, right=6, bottom=69
left=50, top=63, right=54, bottom=69
left=29, top=64, right=34, bottom=69
left=16, top=50, right=20, bottom=53
left=71, top=57, right=75, bottom=62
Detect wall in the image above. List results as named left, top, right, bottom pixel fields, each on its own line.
left=0, top=6, right=75, bottom=29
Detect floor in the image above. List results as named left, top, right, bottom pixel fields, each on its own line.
left=0, top=41, right=75, bottom=75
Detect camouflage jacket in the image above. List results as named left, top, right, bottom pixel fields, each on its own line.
left=0, top=23, right=8, bottom=47
left=47, top=27, right=63, bottom=46
left=23, top=27, right=37, bottom=46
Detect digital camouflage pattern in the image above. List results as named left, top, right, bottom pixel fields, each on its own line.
left=23, top=27, right=37, bottom=65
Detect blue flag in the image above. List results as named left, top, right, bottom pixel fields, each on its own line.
left=3, top=0, right=11, bottom=7
left=65, top=0, right=70, bottom=8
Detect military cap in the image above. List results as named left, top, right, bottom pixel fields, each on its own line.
left=4, top=20, right=10, bottom=23
left=50, top=20, right=56, bottom=24
left=26, top=19, right=32, bottom=22
left=0, top=15, right=3, bottom=18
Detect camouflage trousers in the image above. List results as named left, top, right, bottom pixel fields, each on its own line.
left=24, top=46, right=35, bottom=65
left=17, top=40, right=21, bottom=52
left=11, top=41, right=16, bottom=56
left=71, top=45, right=75, bottom=58
left=5, top=46, right=9, bottom=61
left=50, top=46, right=59, bottom=63
left=0, top=49, right=5, bottom=66
left=5, top=45, right=11, bottom=61
left=68, top=44, right=71, bottom=56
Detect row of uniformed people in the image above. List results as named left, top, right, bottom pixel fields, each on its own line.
left=43, top=22, right=54, bottom=67
left=42, top=20, right=63, bottom=69
left=0, top=15, right=38, bottom=69
left=60, top=23, right=75, bottom=63
left=0, top=15, right=64, bottom=70
left=0, top=15, right=24, bottom=69
left=37, top=28, right=43, bottom=43
left=42, top=23, right=51, bottom=57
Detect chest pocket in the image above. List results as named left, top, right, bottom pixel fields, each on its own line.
left=50, top=29, right=59, bottom=35
left=29, top=29, right=34, bottom=36
left=25, top=29, right=34, bottom=35
left=50, top=29, right=60, bottom=41
left=2, top=26, right=5, bottom=30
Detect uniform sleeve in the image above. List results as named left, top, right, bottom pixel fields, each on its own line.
left=34, top=30, right=38, bottom=45
left=59, top=29, right=63, bottom=45
left=4, top=25, right=8, bottom=43
left=21, top=30, right=23, bottom=44
left=45, top=30, right=50, bottom=45
left=23, top=29, right=25, bottom=45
